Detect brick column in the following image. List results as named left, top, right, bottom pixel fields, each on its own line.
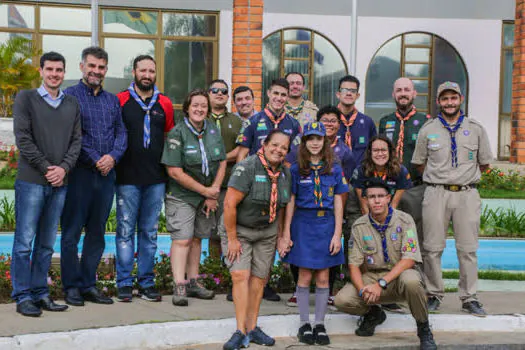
left=512, top=0, right=525, bottom=162
left=231, top=0, right=264, bottom=111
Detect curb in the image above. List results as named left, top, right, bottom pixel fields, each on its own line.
left=1, top=313, right=524, bottom=350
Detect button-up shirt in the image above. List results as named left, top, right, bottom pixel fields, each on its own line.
left=64, top=80, right=127, bottom=167
left=37, top=84, right=65, bottom=108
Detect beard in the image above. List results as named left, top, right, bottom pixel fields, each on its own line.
left=135, top=77, right=155, bottom=91
left=440, top=105, right=461, bottom=118
left=395, top=96, right=414, bottom=111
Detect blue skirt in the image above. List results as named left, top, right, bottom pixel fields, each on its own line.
left=283, top=208, right=345, bottom=269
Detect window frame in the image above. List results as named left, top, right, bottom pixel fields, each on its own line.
left=498, top=20, right=514, bottom=160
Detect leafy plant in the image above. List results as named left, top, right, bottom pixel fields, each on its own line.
left=0, top=196, right=15, bottom=231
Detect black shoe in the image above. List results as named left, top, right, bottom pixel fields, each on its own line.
left=117, top=286, right=133, bottom=302
left=223, top=330, right=249, bottom=350
left=226, top=290, right=233, bottom=302
left=82, top=288, right=114, bottom=304
left=382, top=303, right=405, bottom=314
left=417, top=321, right=437, bottom=350
left=35, top=296, right=68, bottom=312
left=16, top=300, right=42, bottom=317
left=65, top=288, right=84, bottom=306
left=297, top=323, right=315, bottom=345
left=355, top=305, right=387, bottom=337
left=427, top=296, right=441, bottom=313
left=313, top=324, right=330, bottom=345
left=462, top=300, right=487, bottom=317
left=139, top=286, right=162, bottom=302
left=262, top=285, right=281, bottom=302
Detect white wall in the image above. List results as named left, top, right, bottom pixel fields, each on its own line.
left=219, top=9, right=233, bottom=87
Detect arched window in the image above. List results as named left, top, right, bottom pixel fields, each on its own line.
left=365, top=32, right=468, bottom=122
left=262, top=28, right=348, bottom=107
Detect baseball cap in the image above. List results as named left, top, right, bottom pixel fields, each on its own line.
left=303, top=121, right=326, bottom=137
left=437, top=81, right=462, bottom=98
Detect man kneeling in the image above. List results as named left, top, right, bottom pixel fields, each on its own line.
left=334, top=179, right=436, bottom=350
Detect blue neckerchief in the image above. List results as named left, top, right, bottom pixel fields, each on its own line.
left=128, top=82, right=160, bottom=148
left=437, top=112, right=465, bottom=168
left=183, top=117, right=209, bottom=177
left=369, top=206, right=393, bottom=264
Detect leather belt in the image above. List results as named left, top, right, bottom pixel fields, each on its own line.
left=426, top=183, right=476, bottom=192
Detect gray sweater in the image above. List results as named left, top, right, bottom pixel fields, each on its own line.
left=13, top=89, right=82, bottom=185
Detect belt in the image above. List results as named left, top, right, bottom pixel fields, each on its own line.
left=426, top=183, right=476, bottom=192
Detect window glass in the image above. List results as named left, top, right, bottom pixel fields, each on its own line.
left=284, top=43, right=309, bottom=58
left=40, top=6, right=90, bottom=32
left=0, top=4, right=34, bottom=29
left=502, top=50, right=512, bottom=114
left=503, top=23, right=514, bottom=47
left=163, top=13, right=216, bottom=37
left=404, top=33, right=431, bottom=46
left=405, top=48, right=430, bottom=62
left=262, top=31, right=281, bottom=106
left=103, top=10, right=158, bottom=35
left=499, top=115, right=511, bottom=158
left=283, top=29, right=310, bottom=41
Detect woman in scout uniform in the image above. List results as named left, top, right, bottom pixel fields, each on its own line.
left=351, top=135, right=412, bottom=215
left=221, top=129, right=291, bottom=350
left=280, top=122, right=348, bottom=346
left=161, top=89, right=227, bottom=307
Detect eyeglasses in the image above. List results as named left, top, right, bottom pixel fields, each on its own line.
left=209, top=87, right=228, bottom=95
left=320, top=118, right=339, bottom=124
left=372, top=148, right=388, bottom=154
left=366, top=194, right=388, bottom=200
left=339, top=88, right=358, bottom=94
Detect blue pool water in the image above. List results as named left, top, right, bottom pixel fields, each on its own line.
left=1, top=234, right=524, bottom=271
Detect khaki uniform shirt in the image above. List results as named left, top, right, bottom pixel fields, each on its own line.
left=228, top=154, right=291, bottom=228
left=161, top=120, right=226, bottom=207
left=349, top=209, right=422, bottom=271
left=285, top=100, right=319, bottom=128
left=411, top=117, right=493, bottom=185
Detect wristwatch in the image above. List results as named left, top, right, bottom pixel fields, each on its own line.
left=378, top=278, right=388, bottom=290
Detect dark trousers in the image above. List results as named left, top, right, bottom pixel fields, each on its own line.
left=60, top=167, right=115, bottom=292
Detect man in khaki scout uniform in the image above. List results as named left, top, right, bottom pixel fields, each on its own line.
left=334, top=180, right=436, bottom=350
left=412, top=81, right=493, bottom=317
left=207, top=79, right=243, bottom=259
left=285, top=72, right=318, bottom=128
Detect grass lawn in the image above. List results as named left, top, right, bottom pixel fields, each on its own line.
left=479, top=188, right=525, bottom=199
left=442, top=270, right=525, bottom=281
left=0, top=177, right=14, bottom=190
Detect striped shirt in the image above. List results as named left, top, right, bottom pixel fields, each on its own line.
left=37, top=84, right=65, bottom=108
left=64, top=80, right=127, bottom=167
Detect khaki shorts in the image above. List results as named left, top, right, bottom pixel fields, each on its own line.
left=165, top=194, right=216, bottom=240
left=220, top=221, right=278, bottom=279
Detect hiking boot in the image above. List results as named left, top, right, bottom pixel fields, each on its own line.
left=263, top=285, right=281, bottom=302
left=223, top=330, right=249, bottom=350
left=117, top=286, right=133, bottom=302
left=417, top=321, right=437, bottom=350
left=248, top=326, right=275, bottom=346
left=427, top=296, right=441, bottom=313
left=313, top=324, right=330, bottom=345
left=297, top=323, right=315, bottom=345
left=139, top=286, right=162, bottom=302
left=172, top=282, right=188, bottom=306
left=355, top=305, right=387, bottom=337
left=462, top=300, right=487, bottom=317
left=286, top=294, right=297, bottom=307
left=382, top=303, right=405, bottom=314
left=187, top=278, right=215, bottom=299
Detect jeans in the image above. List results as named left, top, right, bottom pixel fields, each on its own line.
left=115, top=183, right=165, bottom=289
left=60, top=167, right=115, bottom=293
left=11, top=180, right=67, bottom=303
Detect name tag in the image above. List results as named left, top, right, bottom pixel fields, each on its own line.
left=300, top=179, right=312, bottom=184
left=359, top=136, right=365, bottom=144
left=255, top=175, right=267, bottom=182
left=185, top=149, right=198, bottom=154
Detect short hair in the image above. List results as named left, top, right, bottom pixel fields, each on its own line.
left=209, top=79, right=229, bottom=92
left=285, top=71, right=305, bottom=84
left=364, top=178, right=391, bottom=196
left=81, top=46, right=108, bottom=63
left=263, top=129, right=291, bottom=151
left=40, top=51, right=65, bottom=69
left=317, top=105, right=342, bottom=121
left=233, top=85, right=254, bottom=100
left=133, top=55, right=155, bottom=70
left=339, top=75, right=360, bottom=91
left=269, top=78, right=289, bottom=91
left=182, top=89, right=211, bottom=116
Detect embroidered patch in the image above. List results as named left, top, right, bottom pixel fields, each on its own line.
left=363, top=235, right=373, bottom=241
left=386, top=121, right=396, bottom=129
left=427, top=134, right=439, bottom=141
left=335, top=146, right=340, bottom=152
left=168, top=139, right=181, bottom=146
left=214, top=148, right=220, bottom=155
left=396, top=226, right=402, bottom=233
left=342, top=177, right=348, bottom=185
left=406, top=229, right=416, bottom=238
left=284, top=129, right=292, bottom=134
left=228, top=123, right=232, bottom=129
left=412, top=133, right=418, bottom=141
left=402, top=238, right=417, bottom=253
left=300, top=179, right=313, bottom=184
left=283, top=189, right=288, bottom=199
left=390, top=233, right=398, bottom=241
left=468, top=151, right=474, bottom=160
left=257, top=122, right=267, bottom=131
left=328, top=186, right=334, bottom=197
left=360, top=118, right=364, bottom=124
left=185, top=149, right=198, bottom=154
left=210, top=129, right=216, bottom=134
left=386, top=131, right=394, bottom=141
left=413, top=119, right=420, bottom=126
left=463, top=130, right=470, bottom=136
left=366, top=255, right=374, bottom=264
left=236, top=134, right=244, bottom=143
left=261, top=210, right=267, bottom=216
left=255, top=175, right=267, bottom=182
left=359, top=136, right=365, bottom=144
left=317, top=210, right=325, bottom=217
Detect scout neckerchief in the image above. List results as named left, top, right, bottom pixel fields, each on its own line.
left=437, top=112, right=465, bottom=168
left=210, top=112, right=225, bottom=130
left=337, top=103, right=358, bottom=149
left=264, top=107, right=286, bottom=129
left=369, top=206, right=393, bottom=264
left=329, top=137, right=338, bottom=149
left=128, top=82, right=160, bottom=148
left=395, top=105, right=417, bottom=163
left=373, top=170, right=387, bottom=181
left=285, top=100, right=305, bottom=118
left=257, top=148, right=281, bottom=223
left=184, top=117, right=209, bottom=176
left=311, top=161, right=324, bottom=207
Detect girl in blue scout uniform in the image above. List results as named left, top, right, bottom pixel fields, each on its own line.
left=279, top=122, right=348, bottom=346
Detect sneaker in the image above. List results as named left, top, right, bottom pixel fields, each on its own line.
left=382, top=303, right=405, bottom=314
left=297, top=323, right=315, bottom=345
left=117, top=286, right=133, bottom=302
left=187, top=278, right=215, bottom=300
left=172, top=282, right=188, bottom=306
left=427, top=296, right=441, bottom=313
left=355, top=305, right=387, bottom=337
left=263, top=285, right=281, bottom=302
left=286, top=294, right=297, bottom=307
left=248, top=326, right=275, bottom=346
left=313, top=324, right=330, bottom=345
left=417, top=321, right=437, bottom=350
left=462, top=300, right=487, bottom=317
left=139, top=286, right=162, bottom=302
left=223, top=330, right=249, bottom=350
left=226, top=290, right=233, bottom=302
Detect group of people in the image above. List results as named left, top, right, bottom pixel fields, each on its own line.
left=10, top=46, right=492, bottom=350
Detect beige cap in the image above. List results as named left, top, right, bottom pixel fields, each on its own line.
left=436, top=81, right=462, bottom=98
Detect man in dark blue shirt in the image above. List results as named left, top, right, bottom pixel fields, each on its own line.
left=61, top=46, right=127, bottom=307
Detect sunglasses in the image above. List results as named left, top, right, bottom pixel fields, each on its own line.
left=209, top=87, right=228, bottom=95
